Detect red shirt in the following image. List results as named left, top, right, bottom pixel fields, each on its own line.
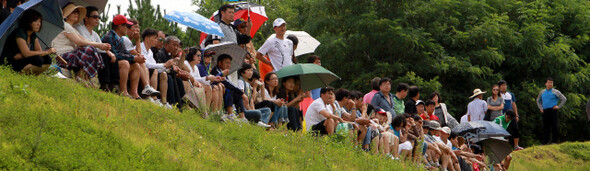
left=420, top=113, right=439, bottom=121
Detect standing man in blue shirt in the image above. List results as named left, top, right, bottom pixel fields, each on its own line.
left=536, top=77, right=567, bottom=144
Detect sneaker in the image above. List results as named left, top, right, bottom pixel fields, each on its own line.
left=154, top=99, right=164, bottom=107
left=238, top=117, right=249, bottom=123
left=514, top=146, right=524, bottom=151
left=228, top=114, right=238, bottom=121
left=221, top=114, right=230, bottom=122
left=148, top=98, right=160, bottom=106
left=164, top=103, right=173, bottom=109
left=141, top=85, right=160, bottom=96
left=257, top=121, right=271, bottom=128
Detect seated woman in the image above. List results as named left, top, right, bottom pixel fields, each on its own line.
left=259, top=72, right=289, bottom=128
left=51, top=3, right=111, bottom=86
left=182, top=47, right=225, bottom=115
left=197, top=50, right=225, bottom=114
left=236, top=63, right=271, bottom=127
left=1, top=9, right=56, bottom=75
left=277, top=76, right=308, bottom=131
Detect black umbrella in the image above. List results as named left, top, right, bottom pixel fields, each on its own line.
left=477, top=137, right=513, bottom=164
left=0, top=0, right=63, bottom=57
left=452, top=120, right=510, bottom=140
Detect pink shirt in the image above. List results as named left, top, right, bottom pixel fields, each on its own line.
left=363, top=90, right=379, bottom=104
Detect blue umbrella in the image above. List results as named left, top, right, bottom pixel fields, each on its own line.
left=163, top=11, right=224, bottom=38
left=0, top=0, right=63, bottom=57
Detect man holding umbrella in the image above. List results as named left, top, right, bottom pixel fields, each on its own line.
left=209, top=4, right=251, bottom=46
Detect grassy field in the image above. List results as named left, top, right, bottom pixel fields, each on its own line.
left=510, top=141, right=590, bottom=170
left=0, top=67, right=416, bottom=170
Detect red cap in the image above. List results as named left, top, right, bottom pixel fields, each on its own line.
left=113, top=15, right=133, bottom=25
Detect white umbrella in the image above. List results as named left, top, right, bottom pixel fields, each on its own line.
left=271, top=30, right=321, bottom=57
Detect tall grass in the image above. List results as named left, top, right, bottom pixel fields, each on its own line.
left=0, top=67, right=417, bottom=170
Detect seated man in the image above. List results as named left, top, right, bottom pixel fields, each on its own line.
left=102, top=15, right=158, bottom=98
left=421, top=100, right=440, bottom=122
left=140, top=28, right=173, bottom=108
left=210, top=54, right=248, bottom=122
left=305, top=87, right=345, bottom=135
left=153, top=36, right=186, bottom=108
left=75, top=5, right=117, bottom=91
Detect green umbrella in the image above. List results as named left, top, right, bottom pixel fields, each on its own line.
left=275, top=64, right=340, bottom=91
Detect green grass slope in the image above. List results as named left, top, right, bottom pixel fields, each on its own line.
left=510, top=141, right=590, bottom=170
left=0, top=68, right=415, bottom=170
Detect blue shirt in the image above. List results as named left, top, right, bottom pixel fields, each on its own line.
left=310, top=88, right=321, bottom=100
left=542, top=89, right=559, bottom=109
left=467, top=98, right=488, bottom=121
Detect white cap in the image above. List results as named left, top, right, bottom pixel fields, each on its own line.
left=441, top=126, right=451, bottom=134
left=273, top=18, right=286, bottom=27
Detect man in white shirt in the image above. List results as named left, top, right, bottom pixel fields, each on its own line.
left=255, top=18, right=294, bottom=71
left=305, top=87, right=345, bottom=135
left=140, top=28, right=175, bottom=108
left=466, top=89, right=488, bottom=121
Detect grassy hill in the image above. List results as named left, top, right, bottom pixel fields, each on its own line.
left=510, top=141, right=590, bottom=170
left=0, top=68, right=412, bottom=170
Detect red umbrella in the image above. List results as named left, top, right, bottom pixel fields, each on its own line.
left=233, top=9, right=268, bottom=38
left=199, top=8, right=267, bottom=45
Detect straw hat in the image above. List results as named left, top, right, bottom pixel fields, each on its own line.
left=469, top=88, right=486, bottom=99
left=62, top=3, right=86, bottom=25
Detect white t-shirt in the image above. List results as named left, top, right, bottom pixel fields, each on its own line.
left=122, top=36, right=135, bottom=52
left=460, top=114, right=469, bottom=124
left=184, top=61, right=209, bottom=85
left=52, top=23, right=79, bottom=55
left=141, top=42, right=165, bottom=71
left=305, top=98, right=330, bottom=131
left=74, top=23, right=105, bottom=53
left=257, top=36, right=293, bottom=71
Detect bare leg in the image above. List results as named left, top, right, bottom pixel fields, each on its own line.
left=158, top=72, right=168, bottom=103
left=372, top=136, right=380, bottom=155
left=392, top=135, right=399, bottom=157
left=32, top=64, right=50, bottom=75
left=129, top=63, right=141, bottom=98
left=139, top=63, right=150, bottom=87
left=150, top=69, right=158, bottom=88
left=118, top=60, right=130, bottom=96
left=204, top=85, right=213, bottom=109
left=212, top=85, right=220, bottom=111
left=324, top=118, right=335, bottom=135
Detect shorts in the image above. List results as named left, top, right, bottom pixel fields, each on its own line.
left=382, top=132, right=397, bottom=146
left=311, top=119, right=328, bottom=135
left=398, top=141, right=413, bottom=154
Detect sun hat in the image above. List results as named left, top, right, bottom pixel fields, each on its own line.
left=62, top=3, right=86, bottom=25
left=469, top=88, right=486, bottom=99
left=428, top=120, right=442, bottom=131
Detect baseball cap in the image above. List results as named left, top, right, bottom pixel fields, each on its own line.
left=375, top=107, right=387, bottom=115
left=113, top=15, right=133, bottom=25
left=273, top=18, right=286, bottom=27
left=233, top=18, right=247, bottom=27
left=415, top=100, right=425, bottom=106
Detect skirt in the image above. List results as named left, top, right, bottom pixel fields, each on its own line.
left=58, top=45, right=104, bottom=77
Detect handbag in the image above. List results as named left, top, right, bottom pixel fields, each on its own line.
left=182, top=80, right=207, bottom=109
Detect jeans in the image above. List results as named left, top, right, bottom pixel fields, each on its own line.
left=269, top=105, right=289, bottom=124
left=363, top=127, right=373, bottom=145
left=258, top=107, right=272, bottom=123
left=244, top=110, right=262, bottom=122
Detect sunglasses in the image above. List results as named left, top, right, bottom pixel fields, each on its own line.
left=239, top=25, right=247, bottom=28
left=158, top=38, right=164, bottom=42
left=89, top=15, right=101, bottom=19
left=492, top=89, right=499, bottom=91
